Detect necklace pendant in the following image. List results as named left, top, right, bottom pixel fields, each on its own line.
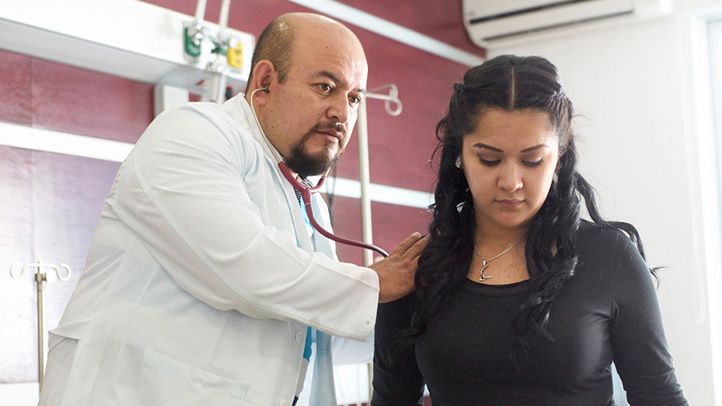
left=479, top=261, right=493, bottom=281
left=474, top=240, right=522, bottom=282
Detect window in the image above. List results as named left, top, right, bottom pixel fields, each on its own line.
left=704, top=15, right=722, bottom=403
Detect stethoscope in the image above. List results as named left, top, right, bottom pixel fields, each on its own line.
left=249, top=88, right=389, bottom=258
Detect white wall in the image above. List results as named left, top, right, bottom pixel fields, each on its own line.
left=487, top=1, right=722, bottom=405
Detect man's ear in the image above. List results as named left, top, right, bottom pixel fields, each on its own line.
left=249, top=60, right=275, bottom=103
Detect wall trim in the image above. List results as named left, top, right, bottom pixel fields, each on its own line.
left=0, top=121, right=433, bottom=209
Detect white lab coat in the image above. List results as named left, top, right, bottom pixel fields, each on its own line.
left=38, top=95, right=379, bottom=406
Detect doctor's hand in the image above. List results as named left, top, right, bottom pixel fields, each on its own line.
left=369, top=232, right=428, bottom=303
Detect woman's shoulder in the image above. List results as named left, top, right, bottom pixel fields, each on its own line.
left=379, top=291, right=420, bottom=313
left=575, top=220, right=652, bottom=282
left=577, top=219, right=638, bottom=253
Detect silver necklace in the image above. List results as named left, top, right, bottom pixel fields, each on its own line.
left=473, top=240, right=524, bottom=281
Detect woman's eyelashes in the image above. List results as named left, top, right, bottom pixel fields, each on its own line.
left=479, top=157, right=501, bottom=166
left=523, top=158, right=543, bottom=167
left=477, top=156, right=544, bottom=167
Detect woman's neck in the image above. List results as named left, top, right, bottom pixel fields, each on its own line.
left=474, top=225, right=528, bottom=248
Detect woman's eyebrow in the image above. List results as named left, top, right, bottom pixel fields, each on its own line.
left=521, top=144, right=550, bottom=153
left=472, top=143, right=549, bottom=153
left=472, top=143, right=503, bottom=152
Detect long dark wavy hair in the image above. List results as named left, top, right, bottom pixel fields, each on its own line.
left=401, top=54, right=652, bottom=363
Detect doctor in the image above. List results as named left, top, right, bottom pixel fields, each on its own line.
left=39, top=12, right=426, bottom=406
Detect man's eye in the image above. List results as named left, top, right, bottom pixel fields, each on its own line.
left=318, top=84, right=332, bottom=92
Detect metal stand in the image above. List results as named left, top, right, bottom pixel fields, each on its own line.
left=355, top=84, right=402, bottom=266
left=10, top=261, right=72, bottom=393
left=355, top=85, right=402, bottom=403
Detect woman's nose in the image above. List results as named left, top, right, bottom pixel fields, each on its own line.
left=497, top=165, right=523, bottom=192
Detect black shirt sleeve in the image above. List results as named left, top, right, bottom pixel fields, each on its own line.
left=371, top=294, right=425, bottom=406
left=605, top=231, right=687, bottom=406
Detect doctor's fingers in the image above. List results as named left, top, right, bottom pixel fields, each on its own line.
left=403, top=233, right=429, bottom=259
left=389, top=232, right=427, bottom=258
left=371, top=257, right=418, bottom=303
left=368, top=243, right=419, bottom=276
left=369, top=233, right=426, bottom=280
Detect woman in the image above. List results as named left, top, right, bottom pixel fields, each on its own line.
left=371, top=55, right=687, bottom=405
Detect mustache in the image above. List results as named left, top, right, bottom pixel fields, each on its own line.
left=313, top=121, right=347, bottom=138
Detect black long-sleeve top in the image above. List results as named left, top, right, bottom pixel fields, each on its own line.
left=372, top=221, right=687, bottom=406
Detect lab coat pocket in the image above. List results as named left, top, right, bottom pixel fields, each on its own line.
left=136, top=349, right=248, bottom=406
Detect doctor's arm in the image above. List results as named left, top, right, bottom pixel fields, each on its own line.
left=114, top=106, right=378, bottom=340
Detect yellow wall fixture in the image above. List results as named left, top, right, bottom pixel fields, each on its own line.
left=182, top=0, right=245, bottom=103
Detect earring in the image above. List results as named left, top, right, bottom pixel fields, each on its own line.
left=553, top=172, right=559, bottom=183
left=455, top=156, right=462, bottom=169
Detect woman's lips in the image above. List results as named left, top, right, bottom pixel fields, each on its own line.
left=496, top=199, right=523, bottom=208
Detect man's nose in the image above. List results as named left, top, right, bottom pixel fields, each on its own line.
left=327, top=94, right=353, bottom=123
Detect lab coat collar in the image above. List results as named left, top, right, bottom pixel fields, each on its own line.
left=222, top=94, right=282, bottom=163
left=222, top=94, right=325, bottom=187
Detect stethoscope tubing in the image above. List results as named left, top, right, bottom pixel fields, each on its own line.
left=277, top=162, right=389, bottom=258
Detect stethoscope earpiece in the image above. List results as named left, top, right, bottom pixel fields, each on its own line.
left=251, top=87, right=269, bottom=97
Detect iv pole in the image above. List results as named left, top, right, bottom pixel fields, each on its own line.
left=10, top=261, right=72, bottom=393
left=355, top=84, right=402, bottom=267
left=355, top=84, right=402, bottom=405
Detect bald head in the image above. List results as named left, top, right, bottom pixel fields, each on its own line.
left=246, top=13, right=366, bottom=92
left=244, top=13, right=368, bottom=177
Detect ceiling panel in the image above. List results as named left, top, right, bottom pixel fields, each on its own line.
left=334, top=0, right=484, bottom=56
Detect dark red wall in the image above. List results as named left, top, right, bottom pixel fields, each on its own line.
left=0, top=1, right=482, bottom=383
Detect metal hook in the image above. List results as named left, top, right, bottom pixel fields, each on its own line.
left=9, top=261, right=72, bottom=282
left=366, top=84, right=403, bottom=117
left=50, top=263, right=72, bottom=282
left=9, top=261, right=26, bottom=280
